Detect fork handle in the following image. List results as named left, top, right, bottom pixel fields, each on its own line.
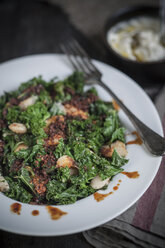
left=98, top=80, right=165, bottom=156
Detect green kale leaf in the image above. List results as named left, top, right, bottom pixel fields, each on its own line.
left=111, top=149, right=129, bottom=167
left=64, top=71, right=84, bottom=94
left=110, top=127, right=126, bottom=143
left=90, top=100, right=113, bottom=116
left=20, top=102, right=50, bottom=137
left=6, top=106, right=22, bottom=124
left=46, top=178, right=95, bottom=205
left=17, top=167, right=35, bottom=194
left=102, top=110, right=119, bottom=140
left=86, top=87, right=98, bottom=96
left=5, top=177, right=33, bottom=203
left=54, top=71, right=84, bottom=101
left=99, top=157, right=123, bottom=180
left=54, top=139, right=73, bottom=159
left=55, top=167, right=71, bottom=183
left=38, top=90, right=52, bottom=107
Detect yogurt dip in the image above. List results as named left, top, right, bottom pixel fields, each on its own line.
left=107, top=17, right=165, bottom=62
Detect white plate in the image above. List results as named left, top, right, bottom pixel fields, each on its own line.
left=0, top=54, right=163, bottom=236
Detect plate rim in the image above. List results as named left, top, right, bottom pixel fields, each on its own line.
left=0, top=53, right=163, bottom=236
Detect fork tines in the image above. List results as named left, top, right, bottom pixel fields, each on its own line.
left=60, top=39, right=101, bottom=77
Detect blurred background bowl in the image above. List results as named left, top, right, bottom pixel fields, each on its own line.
left=104, top=5, right=165, bottom=86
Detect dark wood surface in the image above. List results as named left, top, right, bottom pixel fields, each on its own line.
left=0, top=0, right=163, bottom=247
left=0, top=231, right=93, bottom=248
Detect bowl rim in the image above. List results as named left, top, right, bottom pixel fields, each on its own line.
left=104, top=5, right=165, bottom=65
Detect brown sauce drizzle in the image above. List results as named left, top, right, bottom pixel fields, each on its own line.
left=113, top=186, right=118, bottom=191
left=94, top=192, right=113, bottom=202
left=46, top=206, right=67, bottom=220
left=126, top=131, right=143, bottom=145
left=112, top=100, right=120, bottom=111
left=93, top=172, right=140, bottom=203
left=121, top=171, right=140, bottom=178
left=32, top=210, right=39, bottom=216
left=10, top=202, right=22, bottom=215
left=94, top=171, right=139, bottom=203
left=94, top=179, right=123, bottom=202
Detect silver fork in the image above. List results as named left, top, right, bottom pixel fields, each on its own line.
left=60, top=39, right=165, bottom=156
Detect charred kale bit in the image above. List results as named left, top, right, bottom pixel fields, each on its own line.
left=0, top=72, right=128, bottom=205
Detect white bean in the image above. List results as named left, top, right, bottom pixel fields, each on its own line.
left=19, top=95, right=38, bottom=110
left=9, top=123, right=27, bottom=134
left=14, top=143, right=28, bottom=152
left=0, top=175, right=9, bottom=192
left=101, top=140, right=128, bottom=158
left=90, top=175, right=110, bottom=189
left=56, top=155, right=75, bottom=168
